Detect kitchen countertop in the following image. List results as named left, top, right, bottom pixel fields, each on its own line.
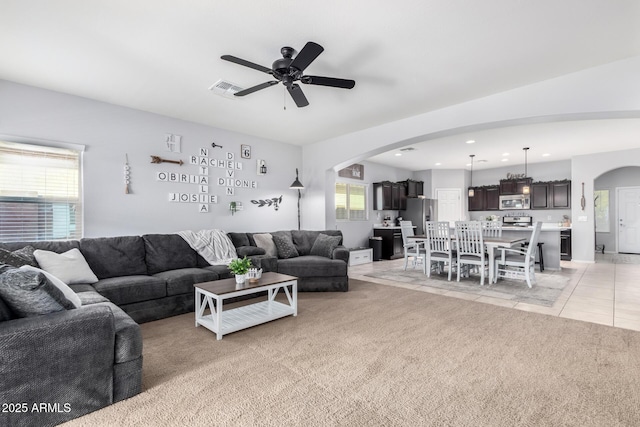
left=373, top=224, right=415, bottom=229
left=502, top=224, right=571, bottom=231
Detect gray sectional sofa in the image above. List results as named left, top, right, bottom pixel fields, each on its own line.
left=0, top=229, right=348, bottom=426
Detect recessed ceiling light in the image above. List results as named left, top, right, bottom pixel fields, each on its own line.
left=466, top=140, right=476, bottom=144
left=501, top=158, right=508, bottom=162
left=542, top=153, right=551, bottom=157
left=435, top=162, right=441, bottom=166
left=395, top=153, right=402, bottom=157
left=502, top=152, right=509, bottom=156
left=477, top=159, right=488, bottom=163
left=465, top=163, right=471, bottom=167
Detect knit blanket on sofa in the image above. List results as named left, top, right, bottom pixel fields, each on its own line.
left=178, top=229, right=237, bottom=265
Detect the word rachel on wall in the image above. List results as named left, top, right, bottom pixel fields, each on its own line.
left=155, top=146, right=259, bottom=213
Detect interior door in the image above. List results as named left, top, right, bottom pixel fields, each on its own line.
left=618, top=187, right=640, bottom=254
left=435, top=188, right=462, bottom=227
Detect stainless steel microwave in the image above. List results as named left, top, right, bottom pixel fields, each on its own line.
left=499, top=194, right=530, bottom=210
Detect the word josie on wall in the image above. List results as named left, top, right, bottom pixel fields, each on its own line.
left=156, top=148, right=258, bottom=213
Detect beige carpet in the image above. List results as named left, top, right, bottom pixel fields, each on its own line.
left=64, top=279, right=640, bottom=426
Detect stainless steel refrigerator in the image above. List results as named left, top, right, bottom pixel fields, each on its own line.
left=400, top=198, right=437, bottom=235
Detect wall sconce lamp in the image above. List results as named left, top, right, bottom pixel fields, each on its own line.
left=290, top=168, right=304, bottom=230
left=468, top=154, right=475, bottom=197
left=257, top=159, right=267, bottom=175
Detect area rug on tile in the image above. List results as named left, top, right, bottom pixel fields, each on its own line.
left=62, top=279, right=640, bottom=427
left=364, top=267, right=568, bottom=307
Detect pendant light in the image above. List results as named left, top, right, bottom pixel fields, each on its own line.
left=522, top=147, right=530, bottom=194
left=468, top=154, right=475, bottom=197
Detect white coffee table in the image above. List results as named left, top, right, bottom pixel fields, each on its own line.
left=194, top=272, right=297, bottom=340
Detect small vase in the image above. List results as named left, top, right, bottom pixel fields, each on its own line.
left=235, top=274, right=246, bottom=284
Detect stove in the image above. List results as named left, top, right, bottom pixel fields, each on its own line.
left=502, top=216, right=533, bottom=227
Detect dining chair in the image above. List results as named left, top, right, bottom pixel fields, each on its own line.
left=494, top=222, right=543, bottom=288
left=424, top=221, right=456, bottom=280
left=481, top=220, right=502, bottom=237
left=454, top=221, right=489, bottom=285
left=400, top=221, right=427, bottom=273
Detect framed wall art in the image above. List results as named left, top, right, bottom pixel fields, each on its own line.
left=241, top=144, right=251, bottom=159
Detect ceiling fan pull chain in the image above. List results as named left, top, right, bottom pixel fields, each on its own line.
left=283, top=86, right=286, bottom=110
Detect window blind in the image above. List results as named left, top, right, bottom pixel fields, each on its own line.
left=335, top=182, right=367, bottom=221
left=0, top=141, right=83, bottom=242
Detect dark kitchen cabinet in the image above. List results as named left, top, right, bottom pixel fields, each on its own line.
left=468, top=187, right=486, bottom=211
left=499, top=178, right=532, bottom=195
left=373, top=182, right=392, bottom=210
left=373, top=228, right=404, bottom=259
left=531, top=183, right=551, bottom=209
left=551, top=181, right=571, bottom=209
left=561, top=229, right=572, bottom=260
left=404, top=179, right=424, bottom=198
left=374, top=181, right=406, bottom=210
left=530, top=180, right=571, bottom=209
left=468, top=186, right=499, bottom=211
left=485, top=186, right=500, bottom=210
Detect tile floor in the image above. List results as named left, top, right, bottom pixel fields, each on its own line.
left=348, top=253, right=640, bottom=331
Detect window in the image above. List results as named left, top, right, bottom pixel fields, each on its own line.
left=335, top=182, right=367, bottom=221
left=594, top=189, right=610, bottom=233
left=0, top=140, right=83, bottom=241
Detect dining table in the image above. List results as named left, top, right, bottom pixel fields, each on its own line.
left=409, top=235, right=527, bottom=284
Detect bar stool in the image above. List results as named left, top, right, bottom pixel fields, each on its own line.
left=522, top=242, right=544, bottom=271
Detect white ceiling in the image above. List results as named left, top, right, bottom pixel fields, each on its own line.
left=1, top=1, right=640, bottom=169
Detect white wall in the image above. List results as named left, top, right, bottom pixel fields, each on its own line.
left=0, top=80, right=302, bottom=237
left=572, top=148, right=640, bottom=262
left=302, top=56, right=640, bottom=263
left=594, top=166, right=640, bottom=252
left=334, top=161, right=413, bottom=248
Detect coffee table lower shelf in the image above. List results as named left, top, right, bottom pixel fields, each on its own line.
left=194, top=273, right=298, bottom=340
left=196, top=300, right=295, bottom=337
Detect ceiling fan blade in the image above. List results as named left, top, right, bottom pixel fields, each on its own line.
left=234, top=81, right=279, bottom=97
left=301, top=75, right=355, bottom=89
left=289, top=42, right=324, bottom=73
left=221, top=55, right=272, bottom=74
left=287, top=84, right=309, bottom=107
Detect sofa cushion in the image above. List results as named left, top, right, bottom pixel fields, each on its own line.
left=0, top=240, right=80, bottom=254
left=236, top=246, right=266, bottom=257
left=34, top=248, right=99, bottom=284
left=253, top=233, right=277, bottom=257
left=310, top=233, right=342, bottom=259
left=0, top=245, right=38, bottom=267
left=77, top=290, right=110, bottom=305
left=277, top=255, right=348, bottom=278
left=143, top=234, right=197, bottom=275
left=0, top=268, right=76, bottom=317
left=90, top=301, right=142, bottom=364
left=292, top=230, right=343, bottom=255
left=228, top=232, right=250, bottom=248
left=0, top=294, right=15, bottom=321
left=20, top=265, right=82, bottom=308
left=272, top=232, right=299, bottom=259
left=153, top=268, right=218, bottom=296
left=93, top=275, right=166, bottom=306
left=202, top=264, right=233, bottom=280
left=79, top=236, right=147, bottom=279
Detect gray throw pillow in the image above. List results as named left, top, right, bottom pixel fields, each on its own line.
left=0, top=246, right=38, bottom=268
left=310, top=233, right=342, bottom=259
left=272, top=234, right=299, bottom=259
left=236, top=246, right=267, bottom=257
left=0, top=268, right=76, bottom=317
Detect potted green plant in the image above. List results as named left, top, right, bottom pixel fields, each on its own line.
left=228, top=256, right=252, bottom=284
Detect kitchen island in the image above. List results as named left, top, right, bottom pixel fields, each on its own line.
left=500, top=224, right=569, bottom=271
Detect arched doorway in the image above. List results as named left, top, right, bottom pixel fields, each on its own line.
left=594, top=166, right=640, bottom=254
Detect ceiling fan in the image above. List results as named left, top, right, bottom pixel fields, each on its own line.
left=221, top=41, right=355, bottom=108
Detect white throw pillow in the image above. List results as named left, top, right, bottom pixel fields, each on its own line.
left=20, top=265, right=82, bottom=308
left=253, top=233, right=277, bottom=257
left=33, top=248, right=99, bottom=285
